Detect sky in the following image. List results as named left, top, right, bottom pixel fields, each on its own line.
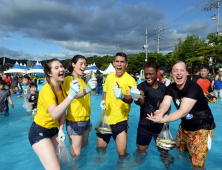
left=0, top=0, right=221, bottom=61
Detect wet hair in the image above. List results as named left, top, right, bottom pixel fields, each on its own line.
left=43, top=58, right=65, bottom=104
left=30, top=83, right=37, bottom=88
left=194, top=68, right=199, bottom=74
left=199, top=64, right=209, bottom=70
left=68, top=55, right=86, bottom=75
left=171, top=60, right=187, bottom=72
left=115, top=52, right=127, bottom=62
left=143, top=60, right=159, bottom=72
left=0, top=80, right=6, bottom=85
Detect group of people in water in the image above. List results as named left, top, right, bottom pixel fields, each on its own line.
left=27, top=52, right=215, bottom=169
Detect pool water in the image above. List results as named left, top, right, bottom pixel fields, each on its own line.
left=0, top=85, right=222, bottom=170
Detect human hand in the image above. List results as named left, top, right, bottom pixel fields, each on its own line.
left=146, top=113, right=165, bottom=123
left=112, top=87, right=124, bottom=99
left=154, top=109, right=165, bottom=117
left=58, top=130, right=66, bottom=143
left=11, top=104, right=14, bottom=109
left=85, top=78, right=97, bottom=93
left=68, top=80, right=80, bottom=100
left=130, top=86, right=140, bottom=101
left=100, top=100, right=106, bottom=110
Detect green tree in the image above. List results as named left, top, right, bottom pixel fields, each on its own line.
left=196, top=45, right=222, bottom=74
left=206, top=33, right=222, bottom=46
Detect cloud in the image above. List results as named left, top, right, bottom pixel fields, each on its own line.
left=0, top=0, right=214, bottom=59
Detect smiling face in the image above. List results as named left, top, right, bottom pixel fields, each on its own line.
left=22, top=78, right=29, bottom=85
left=72, top=58, right=87, bottom=77
left=171, top=62, right=188, bottom=89
left=144, top=67, right=157, bottom=87
left=47, top=61, right=65, bottom=82
left=113, top=55, right=128, bottom=77
left=30, top=86, right=37, bottom=93
left=200, top=68, right=209, bottom=78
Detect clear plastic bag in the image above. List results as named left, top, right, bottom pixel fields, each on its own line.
left=95, top=110, right=112, bottom=134
left=156, top=123, right=176, bottom=150
left=23, top=98, right=32, bottom=112
left=56, top=141, right=73, bottom=168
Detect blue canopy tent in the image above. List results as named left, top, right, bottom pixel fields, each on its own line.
left=27, top=62, right=44, bottom=74
left=4, top=61, right=26, bottom=73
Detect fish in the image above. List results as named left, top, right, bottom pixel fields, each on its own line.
left=115, top=82, right=120, bottom=88
left=95, top=127, right=112, bottom=134
left=72, top=75, right=78, bottom=80
left=207, top=94, right=217, bottom=104
left=90, top=71, right=96, bottom=78
left=156, top=138, right=176, bottom=150
left=128, top=86, right=146, bottom=98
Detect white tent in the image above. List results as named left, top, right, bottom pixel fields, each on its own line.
left=27, top=62, right=44, bottom=73
left=4, top=61, right=27, bottom=74
left=102, top=63, right=115, bottom=75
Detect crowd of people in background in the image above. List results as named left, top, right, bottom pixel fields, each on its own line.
left=1, top=53, right=221, bottom=169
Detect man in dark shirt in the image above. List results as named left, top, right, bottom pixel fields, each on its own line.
left=147, top=61, right=216, bottom=168
left=130, top=60, right=172, bottom=165
left=95, top=70, right=103, bottom=95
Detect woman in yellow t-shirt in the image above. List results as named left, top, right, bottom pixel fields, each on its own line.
left=28, top=59, right=80, bottom=170
left=63, top=55, right=97, bottom=157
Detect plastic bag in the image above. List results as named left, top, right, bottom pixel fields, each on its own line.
left=56, top=141, right=73, bottom=168
left=207, top=94, right=217, bottom=104
left=156, top=123, right=176, bottom=150
left=23, top=98, right=32, bottom=112
left=95, top=110, right=112, bottom=134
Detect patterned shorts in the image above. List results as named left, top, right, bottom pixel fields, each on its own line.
left=66, top=119, right=90, bottom=136
left=176, top=125, right=214, bottom=167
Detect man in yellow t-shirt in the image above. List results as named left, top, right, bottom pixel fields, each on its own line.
left=97, top=52, right=136, bottom=158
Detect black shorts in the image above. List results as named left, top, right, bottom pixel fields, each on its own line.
left=28, top=121, right=58, bottom=146
left=136, top=132, right=158, bottom=146
left=96, top=120, right=128, bottom=144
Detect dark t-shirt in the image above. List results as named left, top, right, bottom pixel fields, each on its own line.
left=0, top=89, right=10, bottom=112
left=137, top=81, right=166, bottom=135
left=96, top=76, right=103, bottom=87
left=29, top=92, right=39, bottom=110
left=165, top=79, right=215, bottom=131
left=192, top=75, right=200, bottom=82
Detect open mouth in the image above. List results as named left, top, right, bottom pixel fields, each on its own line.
left=116, top=67, right=122, bottom=73
left=58, top=72, right=64, bottom=78
left=176, top=76, right=182, bottom=82
left=146, top=78, right=152, bottom=83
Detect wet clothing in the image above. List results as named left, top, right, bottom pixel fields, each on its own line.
left=34, top=83, right=65, bottom=129
left=104, top=72, right=137, bottom=125
left=137, top=132, right=158, bottom=146
left=29, top=92, right=39, bottom=110
left=66, top=119, right=90, bottom=136
left=29, top=121, right=58, bottom=146
left=96, top=120, right=128, bottom=144
left=157, top=71, right=162, bottom=83
left=195, top=77, right=213, bottom=94
left=192, top=75, right=200, bottom=83
left=165, top=79, right=215, bottom=131
left=212, top=74, right=222, bottom=90
left=23, top=85, right=31, bottom=99
left=64, top=76, right=91, bottom=122
left=137, top=81, right=166, bottom=135
left=0, top=89, right=10, bottom=113
left=176, top=125, right=214, bottom=167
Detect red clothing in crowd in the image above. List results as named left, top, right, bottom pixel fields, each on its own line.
left=3, top=77, right=11, bottom=86
left=196, top=77, right=213, bottom=93
left=157, top=71, right=162, bottom=83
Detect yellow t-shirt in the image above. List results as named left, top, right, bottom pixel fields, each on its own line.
left=34, top=83, right=65, bottom=129
left=104, top=72, right=137, bottom=125
left=63, top=76, right=91, bottom=122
